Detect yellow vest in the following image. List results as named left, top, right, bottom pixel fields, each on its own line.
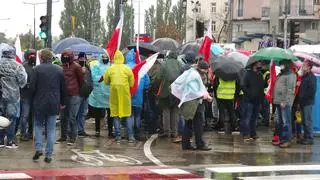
left=217, top=80, right=236, bottom=100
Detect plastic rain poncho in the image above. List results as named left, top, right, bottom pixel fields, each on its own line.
left=104, top=50, right=134, bottom=118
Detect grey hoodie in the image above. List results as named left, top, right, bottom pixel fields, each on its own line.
left=273, top=70, right=296, bottom=106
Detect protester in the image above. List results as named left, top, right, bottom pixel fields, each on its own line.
left=158, top=51, right=182, bottom=142
left=76, top=52, right=92, bottom=137
left=299, top=60, right=317, bottom=145
left=180, top=61, right=212, bottom=151
left=241, top=61, right=265, bottom=141
left=273, top=61, right=296, bottom=148
left=19, top=49, right=37, bottom=141
left=103, top=50, right=134, bottom=143
left=0, top=43, right=27, bottom=148
left=261, top=69, right=271, bottom=126
left=88, top=54, right=111, bottom=137
left=30, top=49, right=67, bottom=163
left=126, top=50, right=150, bottom=140
left=57, top=49, right=84, bottom=145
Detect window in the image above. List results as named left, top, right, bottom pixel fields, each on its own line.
left=198, top=5, right=201, bottom=13
left=238, top=0, right=244, bottom=17
left=225, top=2, right=229, bottom=13
left=312, top=22, right=318, bottom=30
left=299, top=0, right=305, bottom=11
left=237, top=24, right=243, bottom=32
left=211, top=2, right=216, bottom=13
left=212, top=20, right=216, bottom=31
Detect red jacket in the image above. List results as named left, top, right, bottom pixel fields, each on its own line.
left=62, top=62, right=84, bottom=96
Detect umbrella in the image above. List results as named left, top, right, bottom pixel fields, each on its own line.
left=127, top=43, right=164, bottom=58
left=293, top=60, right=320, bottom=74
left=252, top=47, right=298, bottom=61
left=151, top=38, right=180, bottom=51
left=178, top=42, right=200, bottom=55
left=68, top=44, right=106, bottom=55
left=294, top=51, right=320, bottom=66
left=211, top=44, right=225, bottom=55
left=227, top=52, right=249, bottom=66
left=53, top=37, right=90, bottom=54
left=211, top=56, right=244, bottom=81
left=237, top=49, right=253, bottom=56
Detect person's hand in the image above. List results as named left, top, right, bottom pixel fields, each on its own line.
left=60, top=105, right=66, bottom=109
left=98, top=76, right=104, bottom=82
left=280, top=102, right=286, bottom=108
left=207, top=96, right=213, bottom=103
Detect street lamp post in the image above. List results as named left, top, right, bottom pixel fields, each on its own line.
left=191, top=1, right=200, bottom=41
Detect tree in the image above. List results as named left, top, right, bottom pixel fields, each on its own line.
left=0, top=32, right=8, bottom=43
left=105, top=1, right=115, bottom=42
left=18, top=30, right=44, bottom=50
left=59, top=0, right=105, bottom=45
left=144, top=5, right=156, bottom=37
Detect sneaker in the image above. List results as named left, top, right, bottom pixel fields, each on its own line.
left=115, top=136, right=121, bottom=143
left=95, top=132, right=100, bottom=138
left=78, top=132, right=89, bottom=137
left=128, top=137, right=136, bottom=143
left=279, top=142, right=291, bottom=148
left=182, top=145, right=196, bottom=150
left=20, top=136, right=30, bottom=142
left=300, top=139, right=314, bottom=145
left=32, top=151, right=43, bottom=161
left=6, top=141, right=18, bottom=149
left=67, top=138, right=76, bottom=146
left=173, top=136, right=182, bottom=143
left=243, top=136, right=251, bottom=141
left=44, top=157, right=52, bottom=163
left=197, top=145, right=212, bottom=151
left=56, top=137, right=67, bottom=144
left=250, top=136, right=259, bottom=140
left=0, top=139, right=4, bottom=148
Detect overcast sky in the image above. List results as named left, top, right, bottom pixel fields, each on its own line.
left=0, top=0, right=178, bottom=38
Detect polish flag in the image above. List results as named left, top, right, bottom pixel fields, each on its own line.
left=106, top=9, right=124, bottom=61
left=265, top=60, right=276, bottom=103
left=130, top=53, right=159, bottom=95
left=36, top=51, right=41, bottom=66
left=14, top=36, right=23, bottom=64
left=199, top=20, right=213, bottom=62
left=135, top=35, right=141, bottom=64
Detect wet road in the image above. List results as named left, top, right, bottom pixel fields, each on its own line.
left=1, top=123, right=320, bottom=179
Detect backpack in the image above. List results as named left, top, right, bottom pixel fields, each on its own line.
left=79, top=67, right=93, bottom=97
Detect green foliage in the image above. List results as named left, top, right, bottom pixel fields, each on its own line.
left=19, top=30, right=44, bottom=50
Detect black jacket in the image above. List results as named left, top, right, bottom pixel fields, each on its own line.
left=30, top=62, right=67, bottom=116
left=299, top=72, right=317, bottom=106
left=21, top=62, right=34, bottom=99
left=242, top=70, right=265, bottom=103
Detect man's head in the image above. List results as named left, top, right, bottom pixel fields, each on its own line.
left=24, top=49, right=37, bottom=65
left=77, top=52, right=87, bottom=67
left=185, top=51, right=196, bottom=64
left=279, top=61, right=291, bottom=71
left=61, top=49, right=74, bottom=64
left=252, top=61, right=263, bottom=72
left=302, top=60, right=313, bottom=74
left=39, top=48, right=53, bottom=63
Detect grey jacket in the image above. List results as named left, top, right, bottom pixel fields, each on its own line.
left=273, top=71, right=296, bottom=106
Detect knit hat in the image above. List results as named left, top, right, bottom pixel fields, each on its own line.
left=198, top=60, right=209, bottom=70
left=185, top=51, right=196, bottom=63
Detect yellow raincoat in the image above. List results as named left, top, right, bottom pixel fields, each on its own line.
left=103, top=51, right=134, bottom=118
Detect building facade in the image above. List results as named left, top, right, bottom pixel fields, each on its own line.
left=185, top=0, right=229, bottom=43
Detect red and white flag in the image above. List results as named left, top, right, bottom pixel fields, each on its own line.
left=130, top=53, right=159, bottom=95
left=14, top=36, right=23, bottom=64
left=265, top=60, right=276, bottom=103
left=135, top=35, right=141, bottom=64
left=106, top=9, right=124, bottom=61
left=199, top=20, right=213, bottom=62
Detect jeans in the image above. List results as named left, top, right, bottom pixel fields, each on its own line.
left=178, top=115, right=185, bottom=136
left=0, top=100, right=20, bottom=143
left=217, top=99, right=236, bottom=134
left=262, top=98, right=270, bottom=125
left=114, top=117, right=134, bottom=139
left=34, top=112, right=56, bottom=158
left=276, top=104, right=293, bottom=143
left=19, top=98, right=32, bottom=138
left=240, top=101, right=260, bottom=137
left=76, top=97, right=88, bottom=134
left=60, top=96, right=81, bottom=139
left=182, top=111, right=205, bottom=149
left=162, top=106, right=179, bottom=137
left=106, top=108, right=113, bottom=136
left=302, top=105, right=313, bottom=140
left=131, top=106, right=142, bottom=138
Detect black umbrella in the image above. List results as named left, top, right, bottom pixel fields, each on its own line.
left=178, top=42, right=200, bottom=55
left=152, top=38, right=180, bottom=51
left=211, top=56, right=244, bottom=81
left=53, top=37, right=89, bottom=54
left=246, top=57, right=261, bottom=68
left=127, top=43, right=165, bottom=58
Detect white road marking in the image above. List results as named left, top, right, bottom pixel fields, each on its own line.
left=207, top=164, right=320, bottom=173
left=143, top=134, right=168, bottom=167
left=0, top=173, right=32, bottom=179
left=150, top=168, right=190, bottom=175
left=239, top=174, right=320, bottom=180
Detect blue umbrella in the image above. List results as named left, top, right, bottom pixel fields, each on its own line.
left=53, top=37, right=89, bottom=54
left=68, top=44, right=106, bottom=55
left=211, top=44, right=224, bottom=55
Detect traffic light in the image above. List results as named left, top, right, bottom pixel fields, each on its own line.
left=39, top=16, right=48, bottom=39
left=290, top=21, right=300, bottom=46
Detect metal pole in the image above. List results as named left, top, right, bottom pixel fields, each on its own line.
left=193, top=4, right=197, bottom=41
left=33, top=4, right=36, bottom=49
left=47, top=0, right=52, bottom=48
left=283, top=0, right=288, bottom=49
left=131, top=0, right=134, bottom=44
left=137, top=0, right=140, bottom=47
left=227, top=0, right=233, bottom=43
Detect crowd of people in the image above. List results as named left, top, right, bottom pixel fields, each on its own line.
left=0, top=42, right=317, bottom=163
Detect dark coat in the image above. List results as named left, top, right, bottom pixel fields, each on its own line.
left=30, top=62, right=67, bottom=116
left=299, top=72, right=317, bottom=106
left=21, top=62, right=34, bottom=99
left=62, top=62, right=84, bottom=96
left=242, top=70, right=265, bottom=103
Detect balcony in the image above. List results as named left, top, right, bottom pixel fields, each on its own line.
left=261, top=5, right=318, bottom=19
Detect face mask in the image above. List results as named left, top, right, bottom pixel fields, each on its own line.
left=79, top=61, right=85, bottom=67
left=102, top=58, right=109, bottom=64
left=61, top=56, right=70, bottom=64
left=256, top=66, right=262, bottom=71
left=280, top=65, right=286, bottom=70
left=298, top=68, right=304, bottom=76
